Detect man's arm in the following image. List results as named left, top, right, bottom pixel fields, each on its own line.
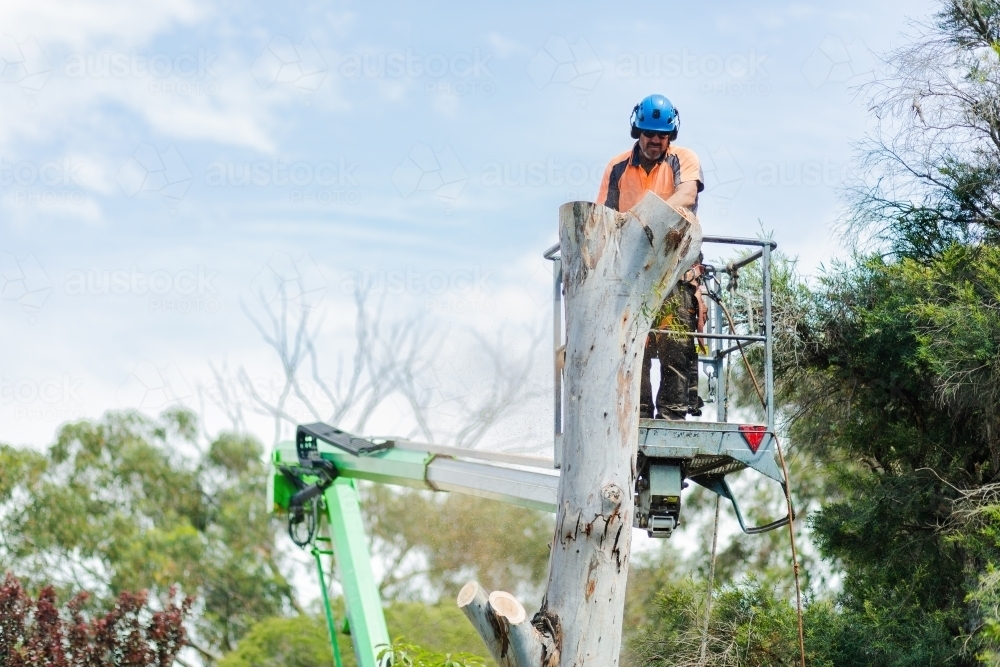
left=665, top=180, right=699, bottom=212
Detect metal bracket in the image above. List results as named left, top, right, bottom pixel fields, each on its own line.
left=298, top=422, right=393, bottom=458
left=280, top=463, right=337, bottom=511
left=692, top=474, right=792, bottom=535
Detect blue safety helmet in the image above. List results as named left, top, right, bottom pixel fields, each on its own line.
left=630, top=94, right=679, bottom=140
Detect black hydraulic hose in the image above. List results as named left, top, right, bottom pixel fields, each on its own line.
left=289, top=499, right=317, bottom=548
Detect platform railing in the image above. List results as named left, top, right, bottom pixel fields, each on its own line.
left=543, top=235, right=777, bottom=465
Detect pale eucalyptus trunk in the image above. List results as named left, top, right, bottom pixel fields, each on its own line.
left=460, top=193, right=702, bottom=666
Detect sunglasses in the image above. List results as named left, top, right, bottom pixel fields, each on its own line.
left=641, top=130, right=670, bottom=139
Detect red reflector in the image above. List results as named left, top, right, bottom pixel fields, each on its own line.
left=739, top=425, right=767, bottom=453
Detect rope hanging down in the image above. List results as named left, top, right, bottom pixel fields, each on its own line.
left=699, top=495, right=722, bottom=665
left=711, top=287, right=807, bottom=667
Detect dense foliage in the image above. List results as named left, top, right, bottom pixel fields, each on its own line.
left=362, top=485, right=552, bottom=602
left=0, top=573, right=191, bottom=666
left=0, top=409, right=551, bottom=665
left=0, top=409, right=297, bottom=658
left=218, top=603, right=494, bottom=667
left=376, top=640, right=486, bottom=667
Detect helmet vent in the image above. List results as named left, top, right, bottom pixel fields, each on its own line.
left=652, top=109, right=661, bottom=119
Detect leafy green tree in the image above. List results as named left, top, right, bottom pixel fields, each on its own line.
left=0, top=408, right=558, bottom=663
left=628, top=576, right=807, bottom=667
left=748, top=1, right=1000, bottom=661
left=361, top=485, right=552, bottom=603
left=218, top=603, right=492, bottom=667
left=0, top=409, right=298, bottom=659
left=215, top=615, right=338, bottom=667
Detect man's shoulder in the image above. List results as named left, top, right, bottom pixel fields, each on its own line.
left=669, top=144, right=700, bottom=162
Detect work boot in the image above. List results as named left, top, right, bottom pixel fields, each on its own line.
left=639, top=404, right=654, bottom=419
left=658, top=408, right=686, bottom=421
left=688, top=395, right=704, bottom=417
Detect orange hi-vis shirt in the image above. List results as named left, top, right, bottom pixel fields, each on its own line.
left=596, top=142, right=704, bottom=213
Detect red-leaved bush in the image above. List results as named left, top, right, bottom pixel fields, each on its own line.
left=0, top=573, right=192, bottom=667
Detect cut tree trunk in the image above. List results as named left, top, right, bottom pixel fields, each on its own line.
left=459, top=193, right=702, bottom=666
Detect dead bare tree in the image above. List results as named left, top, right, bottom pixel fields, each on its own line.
left=203, top=278, right=437, bottom=445
left=459, top=193, right=701, bottom=666
left=848, top=0, right=1000, bottom=252
left=202, top=359, right=248, bottom=437
left=206, top=265, right=546, bottom=452
left=233, top=283, right=425, bottom=444
left=396, top=325, right=546, bottom=450
left=452, top=328, right=544, bottom=449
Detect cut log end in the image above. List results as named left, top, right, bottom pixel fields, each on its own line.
left=459, top=582, right=549, bottom=667
left=489, top=590, right=527, bottom=625
left=457, top=581, right=480, bottom=608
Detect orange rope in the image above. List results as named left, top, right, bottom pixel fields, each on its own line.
left=716, top=295, right=807, bottom=667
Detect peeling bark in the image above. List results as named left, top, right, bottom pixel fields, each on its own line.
left=461, top=194, right=701, bottom=666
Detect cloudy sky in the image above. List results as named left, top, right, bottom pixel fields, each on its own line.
left=1, top=0, right=934, bottom=452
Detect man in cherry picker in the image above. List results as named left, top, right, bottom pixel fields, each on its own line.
left=596, top=93, right=706, bottom=420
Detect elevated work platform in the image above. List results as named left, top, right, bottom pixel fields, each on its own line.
left=545, top=234, right=788, bottom=536
left=639, top=419, right=783, bottom=485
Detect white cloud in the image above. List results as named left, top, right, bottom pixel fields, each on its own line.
left=0, top=0, right=208, bottom=50
left=485, top=32, right=531, bottom=59
left=135, top=83, right=278, bottom=152
left=65, top=152, right=115, bottom=195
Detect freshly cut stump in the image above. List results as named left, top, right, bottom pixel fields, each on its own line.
left=458, top=582, right=547, bottom=667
